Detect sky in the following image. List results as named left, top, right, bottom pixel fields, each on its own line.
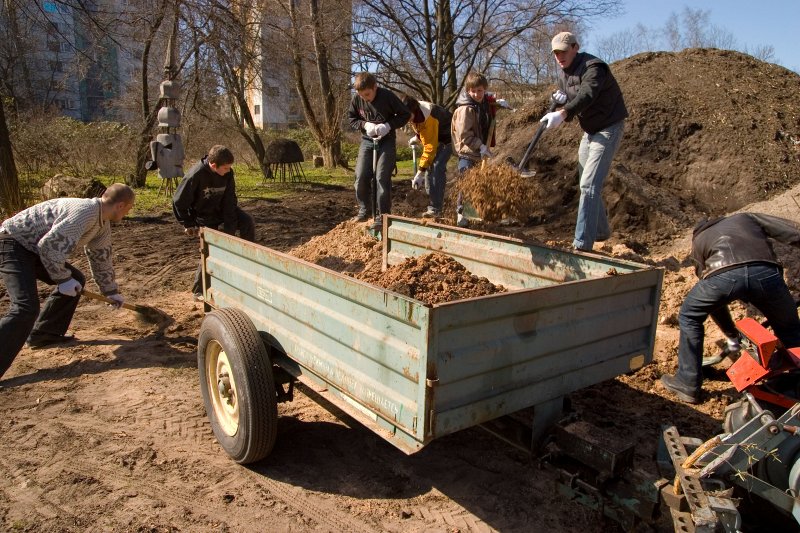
left=585, top=0, right=800, bottom=72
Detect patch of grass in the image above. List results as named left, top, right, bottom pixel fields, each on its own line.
left=104, top=162, right=358, bottom=217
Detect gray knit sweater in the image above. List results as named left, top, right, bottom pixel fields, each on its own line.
left=1, top=198, right=118, bottom=295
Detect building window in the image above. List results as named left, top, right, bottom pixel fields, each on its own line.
left=254, top=104, right=261, bottom=115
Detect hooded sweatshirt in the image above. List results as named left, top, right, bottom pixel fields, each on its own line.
left=451, top=90, right=492, bottom=162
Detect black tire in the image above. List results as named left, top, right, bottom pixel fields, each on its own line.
left=198, top=308, right=277, bottom=463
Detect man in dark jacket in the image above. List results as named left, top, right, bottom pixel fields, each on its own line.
left=173, top=145, right=255, bottom=299
left=539, top=31, right=628, bottom=251
left=661, top=213, right=800, bottom=403
left=347, top=72, right=411, bottom=232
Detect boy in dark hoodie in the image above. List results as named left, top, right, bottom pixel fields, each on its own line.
left=173, top=145, right=255, bottom=300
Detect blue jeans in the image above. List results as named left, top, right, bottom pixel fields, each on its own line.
left=0, top=237, right=85, bottom=379
left=427, top=143, right=452, bottom=212
left=192, top=208, right=255, bottom=295
left=675, top=263, right=800, bottom=392
left=573, top=120, right=624, bottom=250
left=354, top=137, right=397, bottom=220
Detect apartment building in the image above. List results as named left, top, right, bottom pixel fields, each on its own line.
left=2, top=0, right=141, bottom=121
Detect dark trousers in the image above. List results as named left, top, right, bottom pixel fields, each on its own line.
left=0, top=237, right=85, bottom=379
left=675, top=263, right=800, bottom=392
left=354, top=137, right=396, bottom=220
left=192, top=208, right=255, bottom=295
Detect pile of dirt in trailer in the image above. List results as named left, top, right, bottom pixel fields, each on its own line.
left=289, top=219, right=383, bottom=275
left=357, top=252, right=506, bottom=304
left=288, top=220, right=505, bottom=304
left=493, top=48, right=800, bottom=248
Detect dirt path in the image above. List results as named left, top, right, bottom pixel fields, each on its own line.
left=5, top=171, right=800, bottom=531
left=0, top=181, right=690, bottom=533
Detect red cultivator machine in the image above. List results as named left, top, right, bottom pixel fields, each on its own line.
left=726, top=317, right=800, bottom=411
left=658, top=317, right=800, bottom=532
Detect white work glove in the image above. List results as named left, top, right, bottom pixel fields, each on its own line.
left=540, top=110, right=565, bottom=130
left=58, top=278, right=83, bottom=297
left=552, top=90, right=567, bottom=105
left=495, top=98, right=515, bottom=110
left=107, top=294, right=125, bottom=310
left=411, top=169, right=428, bottom=190
left=479, top=144, right=492, bottom=158
left=408, top=135, right=420, bottom=147
left=374, top=123, right=391, bottom=138
left=363, top=122, right=379, bottom=137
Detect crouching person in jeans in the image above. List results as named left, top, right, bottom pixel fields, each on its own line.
left=401, top=94, right=453, bottom=219
left=660, top=213, right=800, bottom=404
left=0, top=183, right=135, bottom=379
left=173, top=145, right=255, bottom=301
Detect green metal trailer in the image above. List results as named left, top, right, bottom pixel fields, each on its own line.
left=197, top=215, right=663, bottom=464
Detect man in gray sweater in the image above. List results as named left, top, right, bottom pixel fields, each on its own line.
left=0, top=183, right=134, bottom=380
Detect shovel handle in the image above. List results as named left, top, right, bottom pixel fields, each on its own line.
left=517, top=99, right=560, bottom=172
left=81, top=289, right=137, bottom=312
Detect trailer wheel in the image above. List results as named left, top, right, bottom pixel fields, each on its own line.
left=198, top=308, right=277, bottom=463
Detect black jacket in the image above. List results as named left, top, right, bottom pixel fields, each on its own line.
left=172, top=157, right=239, bottom=233
left=691, top=213, right=800, bottom=279
left=348, top=87, right=411, bottom=142
left=557, top=52, right=628, bottom=134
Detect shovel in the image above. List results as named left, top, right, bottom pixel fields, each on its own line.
left=82, top=289, right=167, bottom=325
left=517, top=99, right=559, bottom=177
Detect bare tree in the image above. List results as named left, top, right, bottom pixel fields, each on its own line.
left=197, top=0, right=271, bottom=179
left=747, top=44, right=776, bottom=63
left=125, top=0, right=172, bottom=187
left=263, top=0, right=351, bottom=169
left=353, top=0, right=623, bottom=107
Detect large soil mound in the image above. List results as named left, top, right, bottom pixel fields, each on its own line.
left=495, top=48, right=800, bottom=248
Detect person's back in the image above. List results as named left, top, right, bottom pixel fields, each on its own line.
left=691, top=213, right=800, bottom=278
left=660, top=212, right=800, bottom=403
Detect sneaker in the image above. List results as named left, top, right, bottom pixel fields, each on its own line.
left=369, top=218, right=383, bottom=232
left=351, top=213, right=369, bottom=223
left=27, top=333, right=77, bottom=350
left=659, top=374, right=700, bottom=404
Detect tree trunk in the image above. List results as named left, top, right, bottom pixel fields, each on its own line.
left=0, top=99, right=23, bottom=215
left=127, top=132, right=154, bottom=188
left=320, top=139, right=346, bottom=169
left=126, top=0, right=168, bottom=188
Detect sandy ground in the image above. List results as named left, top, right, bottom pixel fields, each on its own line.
left=5, top=179, right=800, bottom=532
